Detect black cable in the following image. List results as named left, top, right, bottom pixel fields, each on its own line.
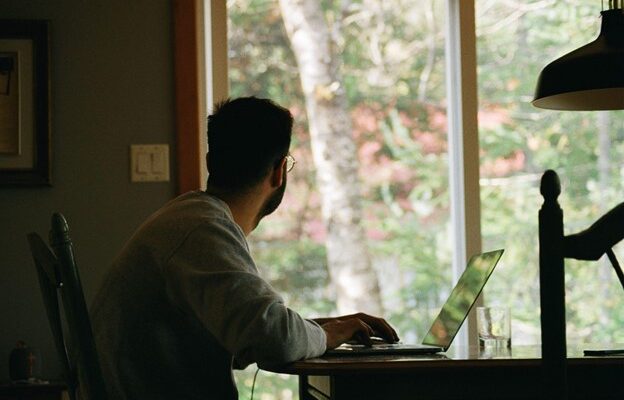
left=605, top=248, right=624, bottom=292
left=250, top=367, right=260, bottom=400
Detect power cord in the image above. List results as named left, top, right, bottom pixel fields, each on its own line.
left=250, top=367, right=260, bottom=400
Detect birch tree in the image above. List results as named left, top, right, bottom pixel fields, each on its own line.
left=278, top=0, right=383, bottom=315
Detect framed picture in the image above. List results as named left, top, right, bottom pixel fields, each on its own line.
left=0, top=20, right=50, bottom=186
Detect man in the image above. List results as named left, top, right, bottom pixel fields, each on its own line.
left=90, top=97, right=398, bottom=399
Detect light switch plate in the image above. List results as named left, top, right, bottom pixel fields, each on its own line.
left=130, top=144, right=170, bottom=182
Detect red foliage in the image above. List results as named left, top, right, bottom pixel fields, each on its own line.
left=480, top=150, right=526, bottom=177
left=478, top=106, right=511, bottom=129
left=412, top=131, right=446, bottom=153
left=304, top=218, right=326, bottom=242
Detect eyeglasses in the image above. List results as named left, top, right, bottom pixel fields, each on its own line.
left=285, top=153, right=296, bottom=173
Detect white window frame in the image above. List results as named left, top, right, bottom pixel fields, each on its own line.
left=445, top=0, right=482, bottom=349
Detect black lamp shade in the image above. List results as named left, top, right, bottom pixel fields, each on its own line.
left=533, top=9, right=624, bottom=110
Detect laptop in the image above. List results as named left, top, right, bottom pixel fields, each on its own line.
left=325, top=249, right=504, bottom=356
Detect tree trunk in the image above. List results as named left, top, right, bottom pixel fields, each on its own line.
left=279, top=0, right=383, bottom=315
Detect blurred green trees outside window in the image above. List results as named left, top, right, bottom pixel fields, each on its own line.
left=476, top=0, right=624, bottom=346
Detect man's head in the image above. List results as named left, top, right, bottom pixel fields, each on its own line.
left=207, top=96, right=293, bottom=194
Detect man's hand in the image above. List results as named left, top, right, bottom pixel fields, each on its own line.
left=316, top=313, right=400, bottom=350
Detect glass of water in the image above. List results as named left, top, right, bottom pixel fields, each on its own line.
left=477, top=306, right=511, bottom=348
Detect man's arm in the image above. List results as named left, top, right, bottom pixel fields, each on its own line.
left=164, top=220, right=326, bottom=367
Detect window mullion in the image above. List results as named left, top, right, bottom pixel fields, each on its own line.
left=445, top=0, right=482, bottom=350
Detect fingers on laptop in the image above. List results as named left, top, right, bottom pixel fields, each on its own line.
left=321, top=318, right=374, bottom=348
left=343, top=318, right=373, bottom=346
left=323, top=313, right=400, bottom=347
left=353, top=313, right=400, bottom=342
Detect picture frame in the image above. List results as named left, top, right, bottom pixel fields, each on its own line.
left=0, top=20, right=50, bottom=186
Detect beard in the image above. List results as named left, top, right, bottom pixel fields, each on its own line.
left=259, top=173, right=287, bottom=218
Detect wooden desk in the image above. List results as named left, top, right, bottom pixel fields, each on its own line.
left=266, top=345, right=624, bottom=400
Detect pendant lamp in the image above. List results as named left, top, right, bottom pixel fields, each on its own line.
left=533, top=1, right=624, bottom=110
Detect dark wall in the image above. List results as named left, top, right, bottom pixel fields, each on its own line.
left=1, top=0, right=177, bottom=380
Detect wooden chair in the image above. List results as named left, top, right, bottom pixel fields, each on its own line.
left=27, top=213, right=107, bottom=400
left=539, top=170, right=624, bottom=400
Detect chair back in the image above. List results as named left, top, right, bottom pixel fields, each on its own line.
left=27, top=212, right=107, bottom=400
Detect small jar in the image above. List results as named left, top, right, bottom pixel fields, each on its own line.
left=9, top=341, right=42, bottom=382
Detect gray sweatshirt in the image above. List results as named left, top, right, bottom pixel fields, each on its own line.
left=90, top=192, right=326, bottom=399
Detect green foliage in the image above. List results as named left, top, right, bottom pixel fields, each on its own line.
left=234, top=369, right=298, bottom=400
left=250, top=238, right=335, bottom=316
left=228, top=0, right=303, bottom=107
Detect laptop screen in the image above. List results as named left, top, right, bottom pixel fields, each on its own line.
left=422, top=249, right=504, bottom=350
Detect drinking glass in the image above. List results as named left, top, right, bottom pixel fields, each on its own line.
left=477, top=306, right=511, bottom=348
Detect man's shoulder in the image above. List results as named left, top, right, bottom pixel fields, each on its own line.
left=149, top=191, right=236, bottom=230
left=123, top=191, right=242, bottom=256
left=167, top=191, right=231, bottom=218
left=157, top=193, right=254, bottom=272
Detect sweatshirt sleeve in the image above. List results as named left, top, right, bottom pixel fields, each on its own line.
left=163, top=218, right=326, bottom=368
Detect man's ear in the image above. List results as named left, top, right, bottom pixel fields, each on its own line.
left=270, top=157, right=286, bottom=188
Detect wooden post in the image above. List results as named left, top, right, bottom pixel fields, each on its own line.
left=173, top=0, right=203, bottom=194
left=538, top=170, right=567, bottom=399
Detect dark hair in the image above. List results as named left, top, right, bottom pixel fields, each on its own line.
left=207, top=96, right=293, bottom=193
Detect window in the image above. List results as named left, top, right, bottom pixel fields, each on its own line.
left=224, top=0, right=476, bottom=397
left=476, top=0, right=624, bottom=344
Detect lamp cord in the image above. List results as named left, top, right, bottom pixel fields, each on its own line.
left=250, top=367, right=260, bottom=400
left=605, top=249, right=624, bottom=291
